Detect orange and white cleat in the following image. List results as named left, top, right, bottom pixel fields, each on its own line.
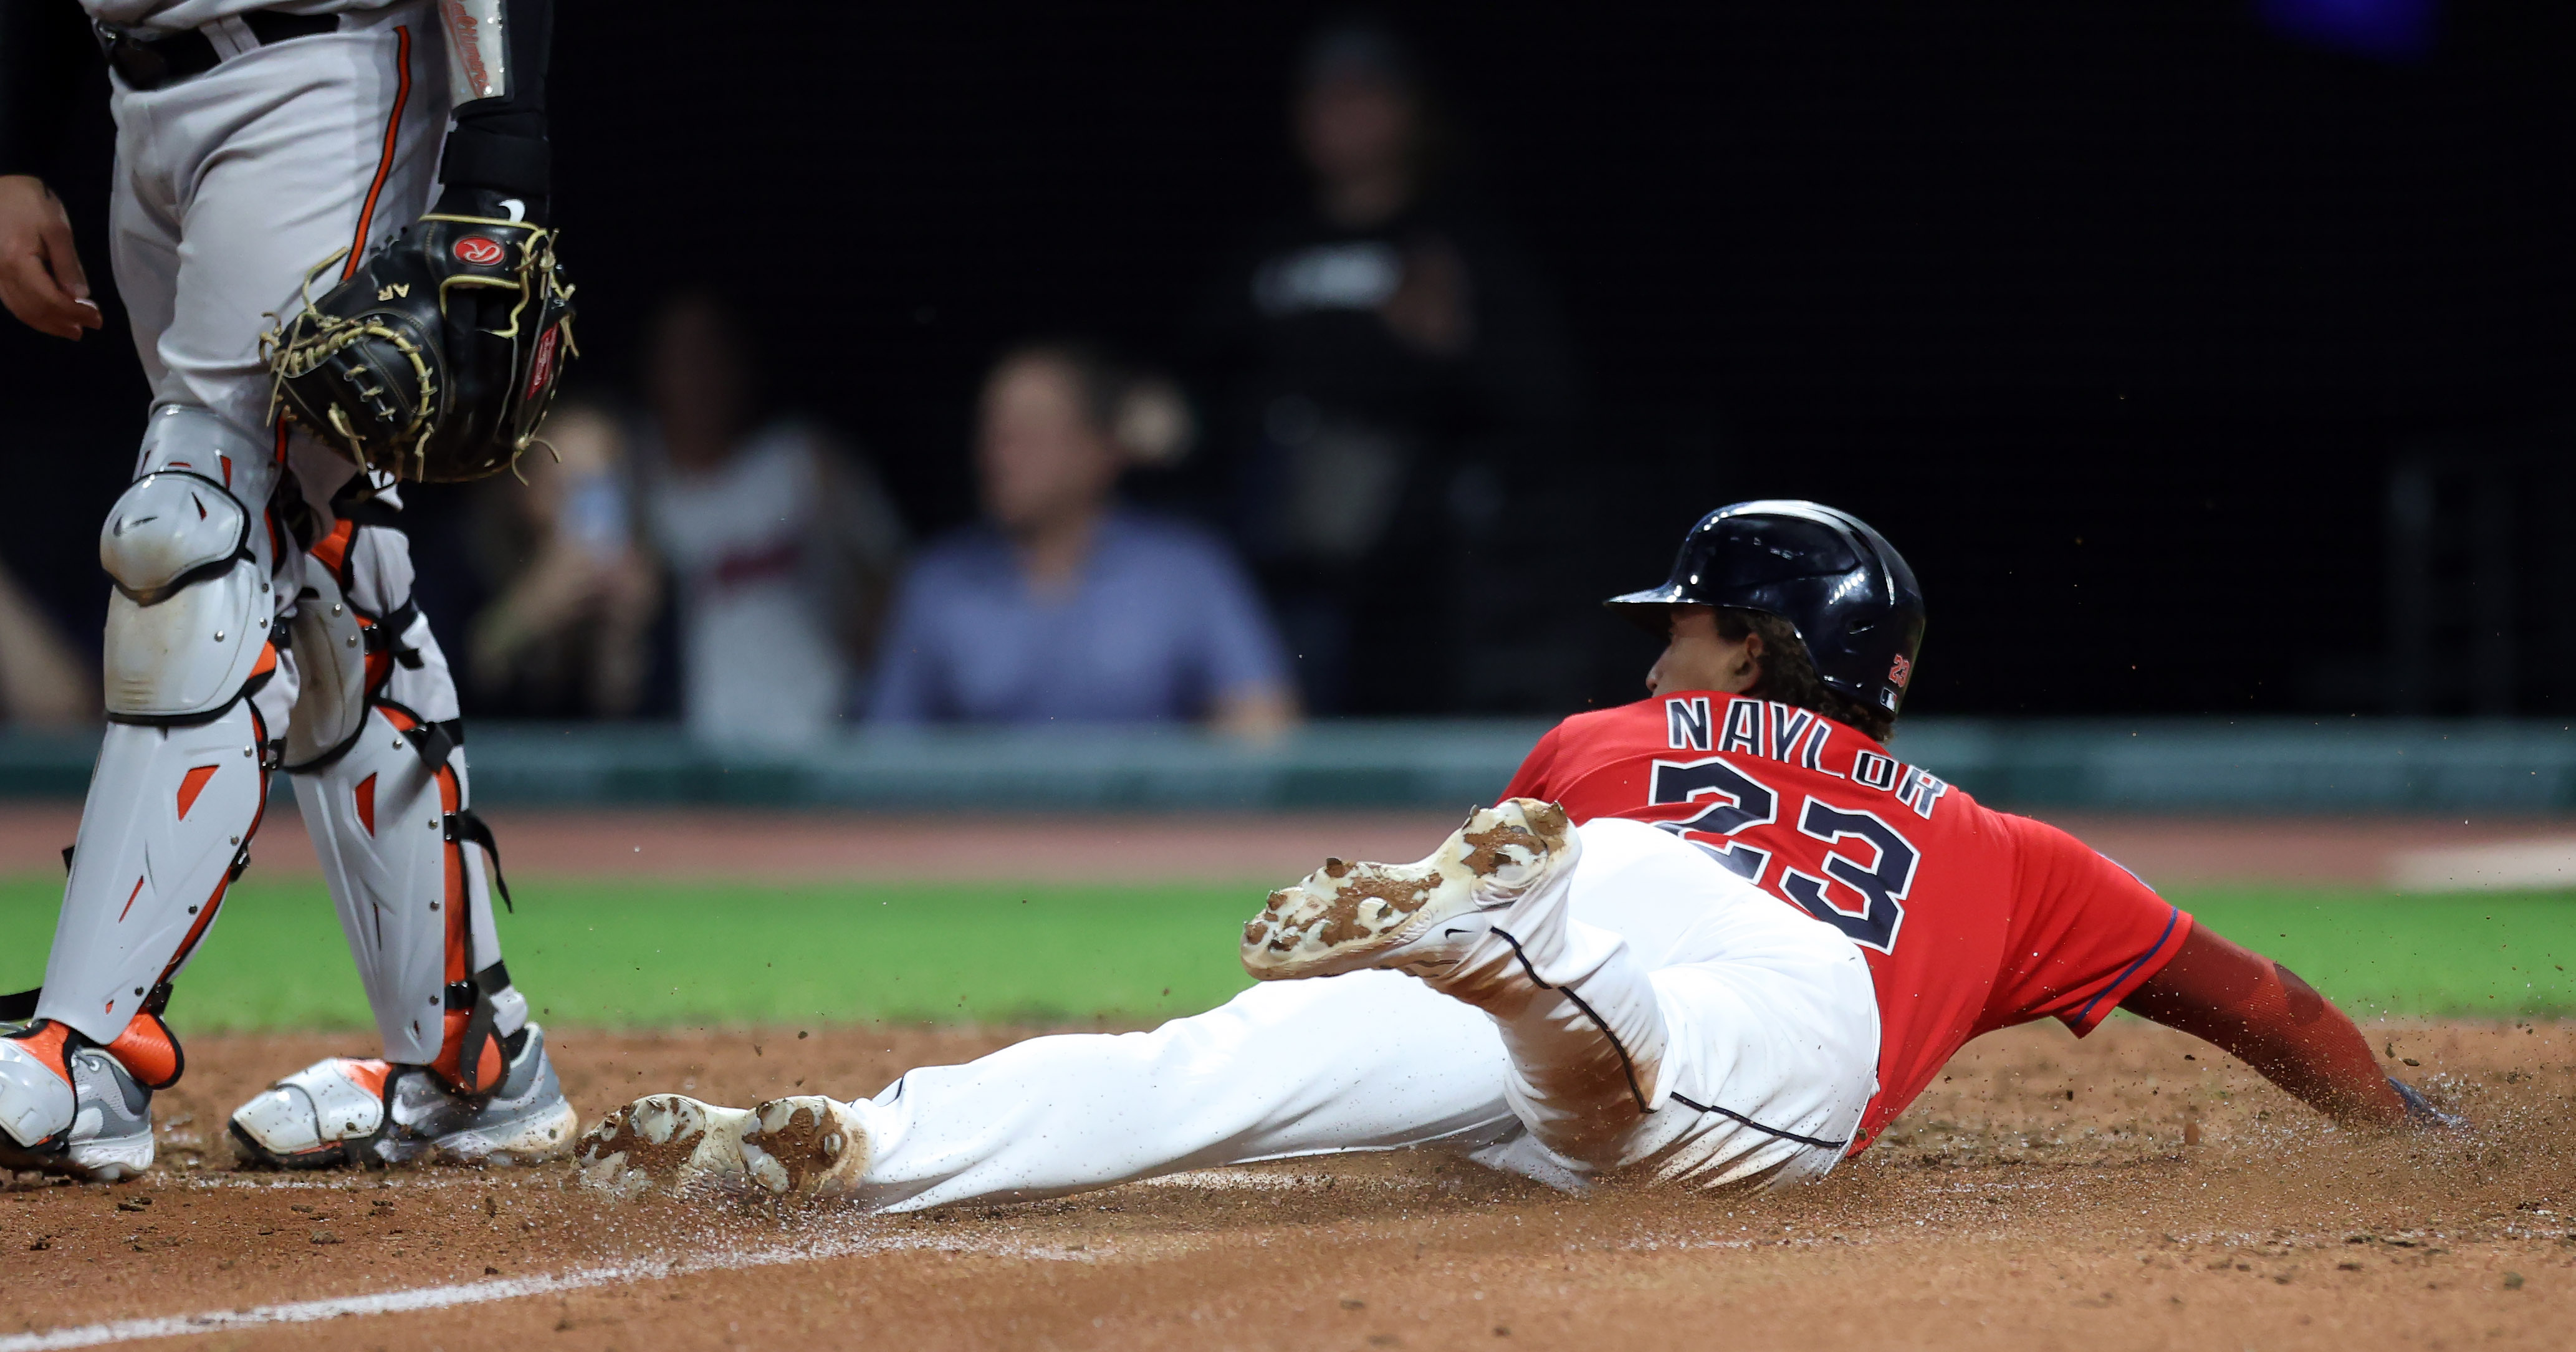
left=228, top=1024, right=577, bottom=1168
left=0, top=1020, right=159, bottom=1182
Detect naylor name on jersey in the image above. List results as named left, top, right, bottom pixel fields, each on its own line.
left=1657, top=694, right=1949, bottom=821
left=1645, top=694, right=1948, bottom=954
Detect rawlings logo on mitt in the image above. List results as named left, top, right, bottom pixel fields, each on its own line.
left=263, top=214, right=577, bottom=483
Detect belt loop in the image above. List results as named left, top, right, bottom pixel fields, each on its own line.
left=203, top=16, right=259, bottom=60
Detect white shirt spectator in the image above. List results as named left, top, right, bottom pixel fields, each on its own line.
left=648, top=420, right=903, bottom=747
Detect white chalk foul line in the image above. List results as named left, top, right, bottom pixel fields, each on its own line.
left=0, top=1229, right=1090, bottom=1352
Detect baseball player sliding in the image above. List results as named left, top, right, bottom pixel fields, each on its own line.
left=581, top=501, right=2456, bottom=1207
left=1, top=0, right=578, bottom=1179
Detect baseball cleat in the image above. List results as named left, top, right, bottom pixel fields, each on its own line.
left=740, top=1096, right=872, bottom=1202
left=0, top=1022, right=156, bottom=1182
left=1240, top=798, right=1577, bottom=982
left=574, top=1095, right=756, bottom=1198
left=229, top=1024, right=578, bottom=1169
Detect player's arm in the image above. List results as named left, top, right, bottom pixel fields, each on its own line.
left=2119, top=925, right=2434, bottom=1129
left=433, top=0, right=555, bottom=221
left=0, top=0, right=102, bottom=340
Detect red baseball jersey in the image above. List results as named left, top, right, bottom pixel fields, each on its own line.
left=1500, top=691, right=2191, bottom=1149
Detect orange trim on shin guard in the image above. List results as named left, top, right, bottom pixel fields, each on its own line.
left=380, top=706, right=497, bottom=1093
left=433, top=1005, right=504, bottom=1090
left=156, top=713, right=268, bottom=992
left=104, top=1010, right=182, bottom=1090
left=310, top=519, right=355, bottom=578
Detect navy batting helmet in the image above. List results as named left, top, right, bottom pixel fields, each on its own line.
left=1605, top=501, right=1927, bottom=716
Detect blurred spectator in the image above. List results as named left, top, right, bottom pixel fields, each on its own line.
left=869, top=341, right=1297, bottom=737
left=0, top=559, right=91, bottom=724
left=1194, top=19, right=1582, bottom=715
left=639, top=290, right=907, bottom=747
left=461, top=402, right=661, bottom=718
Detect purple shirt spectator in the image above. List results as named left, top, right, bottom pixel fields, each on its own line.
left=869, top=509, right=1291, bottom=724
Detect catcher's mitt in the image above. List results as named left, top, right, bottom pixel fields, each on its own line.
left=264, top=214, right=577, bottom=483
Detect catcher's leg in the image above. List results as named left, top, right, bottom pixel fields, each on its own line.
left=229, top=473, right=573, bottom=1168
left=1, top=407, right=299, bottom=1181
left=1243, top=806, right=1880, bottom=1186
left=22, top=4, right=450, bottom=1181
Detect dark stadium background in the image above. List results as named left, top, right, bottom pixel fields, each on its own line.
left=4, top=1, right=2569, bottom=720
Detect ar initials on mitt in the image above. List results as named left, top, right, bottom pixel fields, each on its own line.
left=264, top=214, right=577, bottom=483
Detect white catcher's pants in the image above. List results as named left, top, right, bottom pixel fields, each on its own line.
left=110, top=2, right=447, bottom=438
left=833, top=821, right=1882, bottom=1211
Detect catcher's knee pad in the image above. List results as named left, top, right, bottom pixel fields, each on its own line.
left=99, top=471, right=276, bottom=718
left=292, top=703, right=520, bottom=1080
left=101, top=405, right=293, bottom=722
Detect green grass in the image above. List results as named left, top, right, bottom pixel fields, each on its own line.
left=2, top=875, right=2568, bottom=1030
left=0, top=876, right=1267, bottom=1032
left=2172, top=888, right=2575, bottom=1020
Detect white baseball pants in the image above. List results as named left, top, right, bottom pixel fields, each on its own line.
left=830, top=820, right=1882, bottom=1210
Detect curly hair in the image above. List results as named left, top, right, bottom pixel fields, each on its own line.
left=1712, top=608, right=1896, bottom=744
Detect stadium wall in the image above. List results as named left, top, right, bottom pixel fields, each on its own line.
left=3, top=718, right=2574, bottom=813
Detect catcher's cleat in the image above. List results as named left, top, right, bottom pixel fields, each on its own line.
left=228, top=1024, right=577, bottom=1169
left=1240, top=798, right=1578, bottom=982
left=575, top=1095, right=756, bottom=1199
left=740, top=1096, right=873, bottom=1202
left=0, top=1022, right=156, bottom=1182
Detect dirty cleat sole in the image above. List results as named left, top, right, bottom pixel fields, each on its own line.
left=740, top=1096, right=870, bottom=1202
left=1240, top=799, right=1573, bottom=981
left=575, top=1095, right=754, bottom=1199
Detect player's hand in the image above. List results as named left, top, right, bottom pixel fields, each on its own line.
left=0, top=175, right=102, bottom=341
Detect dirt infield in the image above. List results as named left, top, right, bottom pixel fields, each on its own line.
left=3, top=1018, right=2569, bottom=1350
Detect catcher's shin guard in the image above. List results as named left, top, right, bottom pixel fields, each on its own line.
left=286, top=485, right=524, bottom=1087
left=291, top=706, right=520, bottom=1078
left=30, top=406, right=297, bottom=1047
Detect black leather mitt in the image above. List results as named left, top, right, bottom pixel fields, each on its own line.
left=264, top=213, right=577, bottom=483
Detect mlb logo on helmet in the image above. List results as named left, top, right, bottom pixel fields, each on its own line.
left=453, top=236, right=506, bottom=267
left=1880, top=655, right=1913, bottom=710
